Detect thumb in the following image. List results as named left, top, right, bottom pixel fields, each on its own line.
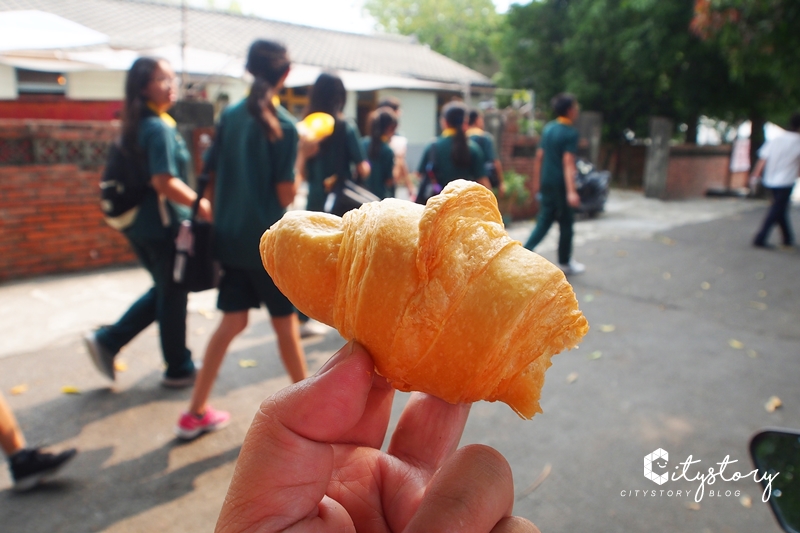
left=216, top=342, right=374, bottom=533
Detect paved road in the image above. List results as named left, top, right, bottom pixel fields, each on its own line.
left=1, top=190, right=798, bottom=532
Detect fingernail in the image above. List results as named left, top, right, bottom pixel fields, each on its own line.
left=315, top=341, right=355, bottom=376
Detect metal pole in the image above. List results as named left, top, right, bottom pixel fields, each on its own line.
left=181, top=0, right=188, bottom=98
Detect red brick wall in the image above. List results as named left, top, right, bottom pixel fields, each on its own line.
left=0, top=120, right=137, bottom=282
left=498, top=111, right=539, bottom=220
left=665, top=145, right=732, bottom=199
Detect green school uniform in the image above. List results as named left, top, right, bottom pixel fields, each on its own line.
left=102, top=108, right=195, bottom=379
left=417, top=131, right=485, bottom=188
left=305, top=119, right=366, bottom=212
left=361, top=137, right=395, bottom=199
left=539, top=119, right=579, bottom=194
left=207, top=99, right=298, bottom=270
left=125, top=112, right=191, bottom=240
left=468, top=128, right=498, bottom=179
left=523, top=118, right=579, bottom=264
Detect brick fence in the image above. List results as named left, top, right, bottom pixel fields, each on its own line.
left=665, top=144, right=736, bottom=199
left=497, top=111, right=539, bottom=220
left=0, top=120, right=137, bottom=282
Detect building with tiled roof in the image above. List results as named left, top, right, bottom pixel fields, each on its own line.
left=0, top=0, right=494, bottom=152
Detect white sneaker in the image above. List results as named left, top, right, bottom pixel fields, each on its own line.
left=558, top=260, right=586, bottom=275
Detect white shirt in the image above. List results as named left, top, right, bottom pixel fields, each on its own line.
left=759, top=130, right=800, bottom=188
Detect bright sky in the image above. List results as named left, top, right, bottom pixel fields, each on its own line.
left=204, top=0, right=523, bottom=34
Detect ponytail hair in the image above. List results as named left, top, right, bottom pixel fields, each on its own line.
left=122, top=56, right=162, bottom=153
left=443, top=101, right=470, bottom=168
left=246, top=40, right=290, bottom=142
left=368, top=107, right=398, bottom=160
left=306, top=72, right=346, bottom=117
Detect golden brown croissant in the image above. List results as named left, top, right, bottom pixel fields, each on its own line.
left=260, top=180, right=588, bottom=418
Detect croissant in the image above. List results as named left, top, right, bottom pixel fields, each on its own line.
left=260, top=180, right=588, bottom=419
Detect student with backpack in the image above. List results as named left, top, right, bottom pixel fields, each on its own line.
left=361, top=107, right=397, bottom=199
left=84, top=57, right=207, bottom=388
left=415, top=101, right=488, bottom=203
left=295, top=72, right=369, bottom=338
left=174, top=40, right=308, bottom=440
left=298, top=72, right=370, bottom=212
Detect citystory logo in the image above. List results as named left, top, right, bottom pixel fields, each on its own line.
left=619, top=448, right=780, bottom=503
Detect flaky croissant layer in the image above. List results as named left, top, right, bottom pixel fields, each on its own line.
left=261, top=180, right=588, bottom=418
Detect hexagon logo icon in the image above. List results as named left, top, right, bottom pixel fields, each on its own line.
left=644, top=448, right=669, bottom=485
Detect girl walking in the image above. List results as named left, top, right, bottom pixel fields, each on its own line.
left=84, top=57, right=208, bottom=388
left=361, top=107, right=398, bottom=199
left=174, top=40, right=307, bottom=440
left=416, top=101, right=489, bottom=201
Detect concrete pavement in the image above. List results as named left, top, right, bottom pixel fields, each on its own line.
left=1, top=190, right=798, bottom=532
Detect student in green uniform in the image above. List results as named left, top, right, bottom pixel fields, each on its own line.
left=174, top=40, right=308, bottom=440
left=523, top=93, right=585, bottom=275
left=361, top=107, right=397, bottom=199
left=84, top=57, right=209, bottom=388
left=295, top=72, right=369, bottom=337
left=416, top=101, right=489, bottom=198
left=468, top=108, right=505, bottom=193
left=298, top=72, right=369, bottom=212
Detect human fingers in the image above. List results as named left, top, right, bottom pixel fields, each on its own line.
left=215, top=342, right=374, bottom=533
left=387, top=392, right=470, bottom=472
left=403, top=444, right=517, bottom=533
left=338, top=368, right=395, bottom=449
left=490, top=517, right=541, bottom=533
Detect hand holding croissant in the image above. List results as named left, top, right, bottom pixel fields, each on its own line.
left=261, top=180, right=588, bottom=418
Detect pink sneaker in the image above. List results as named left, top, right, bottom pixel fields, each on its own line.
left=175, top=407, right=231, bottom=440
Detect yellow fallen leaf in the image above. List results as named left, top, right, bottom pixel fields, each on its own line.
left=566, top=372, right=578, bottom=384
left=701, top=282, right=710, bottom=290
left=686, top=502, right=701, bottom=511
left=740, top=495, right=752, bottom=508
left=729, top=339, right=744, bottom=349
left=239, top=359, right=258, bottom=368
left=198, top=308, right=215, bottom=319
left=765, top=396, right=782, bottom=413
left=748, top=301, right=767, bottom=311
left=616, top=250, right=628, bottom=257
left=746, top=349, right=758, bottom=358
left=10, top=384, right=28, bottom=395
left=589, top=351, right=602, bottom=360
left=114, top=360, right=128, bottom=372
left=61, top=386, right=81, bottom=395
left=600, top=324, right=616, bottom=333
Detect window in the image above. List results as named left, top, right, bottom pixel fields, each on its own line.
left=16, top=69, right=67, bottom=94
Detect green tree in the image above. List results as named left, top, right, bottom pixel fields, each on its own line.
left=497, top=0, right=737, bottom=142
left=692, top=0, right=800, bottom=155
left=363, top=0, right=502, bottom=75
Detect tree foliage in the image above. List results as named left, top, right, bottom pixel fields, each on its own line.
left=363, top=0, right=502, bottom=75
left=691, top=0, right=800, bottom=124
left=497, top=0, right=738, bottom=141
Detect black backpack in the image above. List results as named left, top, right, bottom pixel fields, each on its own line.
left=99, top=141, right=149, bottom=218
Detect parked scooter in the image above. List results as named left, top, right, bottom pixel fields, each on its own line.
left=749, top=429, right=800, bottom=532
left=574, top=159, right=610, bottom=217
